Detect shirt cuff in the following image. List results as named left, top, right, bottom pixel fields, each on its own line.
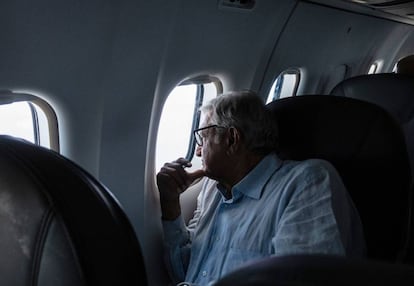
left=162, top=215, right=188, bottom=244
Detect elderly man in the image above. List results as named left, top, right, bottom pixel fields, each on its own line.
left=157, top=90, right=365, bottom=286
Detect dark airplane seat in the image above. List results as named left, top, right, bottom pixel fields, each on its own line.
left=266, top=95, right=412, bottom=262
left=330, top=73, right=414, bottom=263
left=330, top=73, right=414, bottom=180
left=213, top=94, right=413, bottom=286
left=0, top=135, right=147, bottom=286
left=213, top=254, right=414, bottom=286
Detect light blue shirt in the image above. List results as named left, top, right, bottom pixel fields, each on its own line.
left=162, top=153, right=366, bottom=286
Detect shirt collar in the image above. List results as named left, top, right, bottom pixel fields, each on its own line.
left=229, top=153, right=283, bottom=201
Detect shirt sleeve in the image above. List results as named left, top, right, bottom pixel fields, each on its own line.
left=161, top=178, right=215, bottom=283
left=162, top=216, right=191, bottom=283
left=272, top=159, right=347, bottom=256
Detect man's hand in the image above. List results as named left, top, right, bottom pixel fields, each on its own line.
left=157, top=158, right=205, bottom=220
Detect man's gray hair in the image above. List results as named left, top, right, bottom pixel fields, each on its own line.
left=200, top=90, right=278, bottom=155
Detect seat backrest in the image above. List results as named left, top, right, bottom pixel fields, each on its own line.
left=0, top=135, right=147, bottom=286
left=330, top=73, right=414, bottom=263
left=266, top=95, right=412, bottom=262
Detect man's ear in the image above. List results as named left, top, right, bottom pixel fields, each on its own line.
left=227, top=127, right=240, bottom=153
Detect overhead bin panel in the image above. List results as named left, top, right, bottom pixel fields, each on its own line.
left=345, top=0, right=414, bottom=21
left=309, top=0, right=414, bottom=25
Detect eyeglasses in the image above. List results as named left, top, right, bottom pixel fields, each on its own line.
left=193, top=124, right=226, bottom=147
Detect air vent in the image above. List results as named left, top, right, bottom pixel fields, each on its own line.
left=218, top=0, right=255, bottom=10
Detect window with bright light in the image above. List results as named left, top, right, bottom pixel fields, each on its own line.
left=368, top=63, right=378, bottom=74
left=0, top=91, right=59, bottom=151
left=368, top=60, right=384, bottom=74
left=155, top=79, right=220, bottom=172
left=0, top=102, right=35, bottom=141
left=266, top=69, right=300, bottom=103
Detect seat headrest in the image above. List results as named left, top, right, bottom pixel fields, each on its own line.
left=330, top=73, right=414, bottom=125
left=266, top=95, right=412, bottom=261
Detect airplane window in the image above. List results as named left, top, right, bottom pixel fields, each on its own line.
left=266, top=69, right=300, bottom=103
left=155, top=81, right=218, bottom=172
left=0, top=102, right=35, bottom=142
left=368, top=60, right=383, bottom=74
left=0, top=90, right=59, bottom=151
left=368, top=63, right=378, bottom=74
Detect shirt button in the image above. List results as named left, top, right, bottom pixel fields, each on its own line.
left=202, top=271, right=207, bottom=276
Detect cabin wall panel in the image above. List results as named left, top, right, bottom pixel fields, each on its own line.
left=260, top=1, right=404, bottom=95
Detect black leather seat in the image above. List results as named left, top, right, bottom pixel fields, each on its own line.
left=0, top=135, right=147, bottom=285
left=330, top=73, right=414, bottom=263
left=213, top=254, right=414, bottom=286
left=213, top=94, right=413, bottom=285
left=268, top=94, right=412, bottom=262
